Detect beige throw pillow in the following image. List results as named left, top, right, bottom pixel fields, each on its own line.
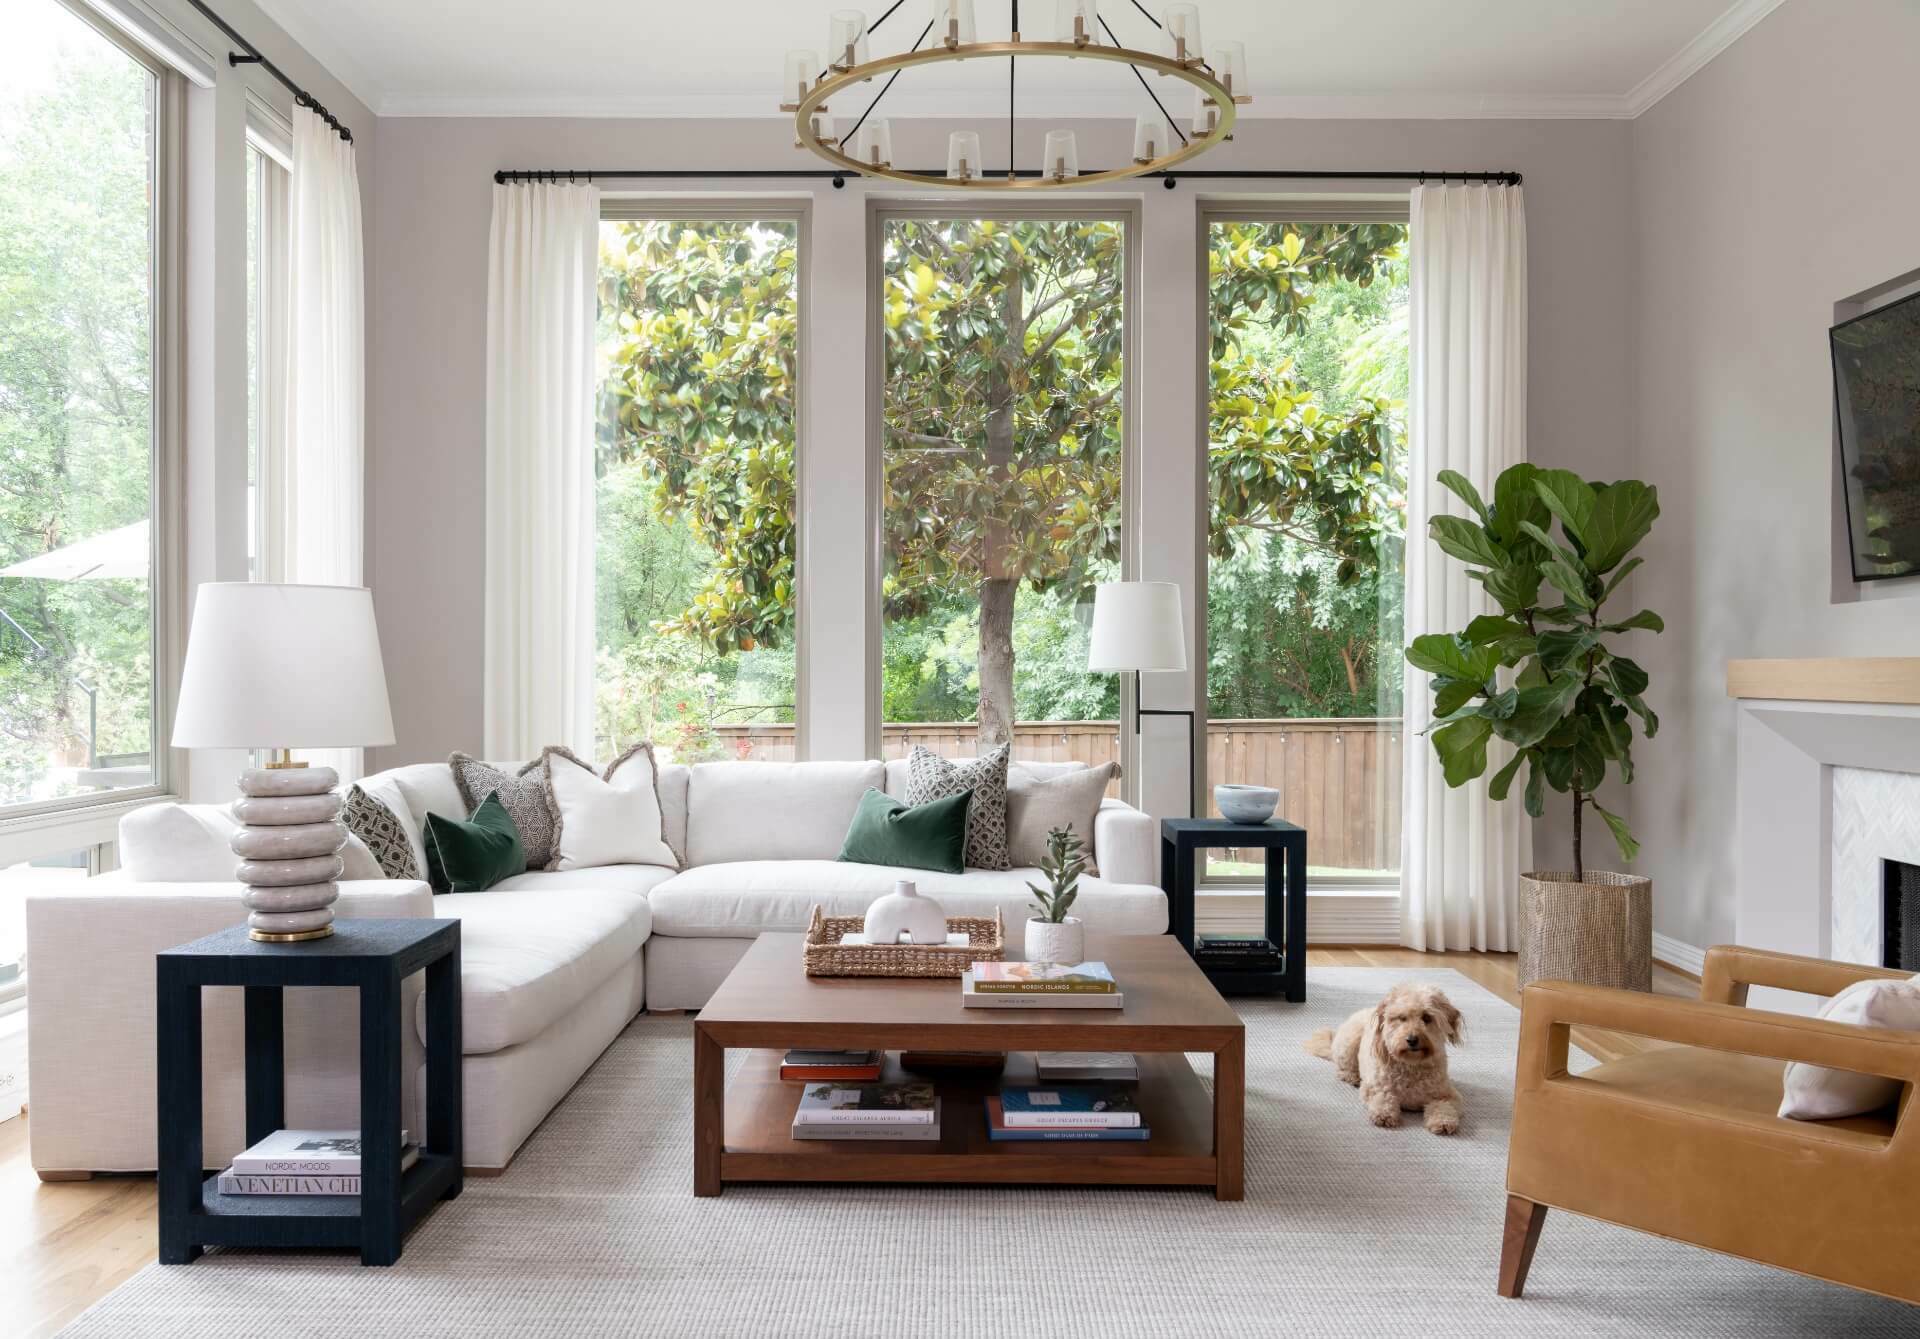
left=542, top=743, right=680, bottom=872
left=1778, top=973, right=1920, bottom=1120
left=1006, top=762, right=1119, bottom=873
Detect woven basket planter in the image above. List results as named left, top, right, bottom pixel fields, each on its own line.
left=1518, top=871, right=1652, bottom=992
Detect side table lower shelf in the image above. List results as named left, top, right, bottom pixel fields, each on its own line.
left=187, top=1154, right=462, bottom=1251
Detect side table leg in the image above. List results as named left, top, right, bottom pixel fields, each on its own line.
left=1284, top=834, right=1308, bottom=1003
left=156, top=964, right=203, bottom=1264
left=1214, top=1034, right=1246, bottom=1201
left=693, top=1024, right=724, bottom=1197
left=359, top=970, right=404, bottom=1265
left=425, top=941, right=463, bottom=1199
left=243, top=986, right=285, bottom=1147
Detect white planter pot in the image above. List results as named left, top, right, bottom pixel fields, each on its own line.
left=1025, top=917, right=1085, bottom=965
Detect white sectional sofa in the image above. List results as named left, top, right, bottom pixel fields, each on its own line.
left=27, top=756, right=1165, bottom=1178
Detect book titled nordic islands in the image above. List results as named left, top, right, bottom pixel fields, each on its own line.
left=998, top=1085, right=1143, bottom=1128
left=970, top=961, right=1117, bottom=994
left=793, top=1081, right=938, bottom=1125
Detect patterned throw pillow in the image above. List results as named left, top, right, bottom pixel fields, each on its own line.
left=450, top=753, right=555, bottom=869
left=903, top=744, right=1011, bottom=871
left=342, top=784, right=421, bottom=881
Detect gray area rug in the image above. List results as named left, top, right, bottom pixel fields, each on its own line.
left=64, top=967, right=1916, bottom=1337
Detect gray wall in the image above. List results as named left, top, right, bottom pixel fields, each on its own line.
left=1627, top=0, right=1920, bottom=950
left=364, top=113, right=1635, bottom=790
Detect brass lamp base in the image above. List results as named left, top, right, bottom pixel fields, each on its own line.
left=251, top=925, right=335, bottom=942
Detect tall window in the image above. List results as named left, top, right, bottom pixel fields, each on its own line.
left=0, top=1, right=167, bottom=811
left=878, top=215, right=1125, bottom=771
left=1205, top=217, right=1409, bottom=882
left=593, top=215, right=800, bottom=763
left=246, top=136, right=290, bottom=581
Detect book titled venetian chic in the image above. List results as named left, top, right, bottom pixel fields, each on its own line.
left=969, top=961, right=1117, bottom=994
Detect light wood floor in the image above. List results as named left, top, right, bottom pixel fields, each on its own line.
left=4, top=947, right=1698, bottom=1338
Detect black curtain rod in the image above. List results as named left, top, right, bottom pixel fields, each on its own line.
left=182, top=0, right=353, bottom=143
left=494, top=167, right=1521, bottom=188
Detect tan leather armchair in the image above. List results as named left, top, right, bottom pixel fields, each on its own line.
left=1501, top=946, right=1918, bottom=1304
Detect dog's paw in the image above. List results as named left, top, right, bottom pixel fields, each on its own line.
left=1426, top=1115, right=1459, bottom=1136
left=1335, top=1069, right=1361, bottom=1088
left=1367, top=1106, right=1402, bottom=1129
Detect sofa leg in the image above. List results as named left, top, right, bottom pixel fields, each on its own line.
left=1498, top=1194, right=1548, bottom=1298
left=36, top=1169, right=95, bottom=1183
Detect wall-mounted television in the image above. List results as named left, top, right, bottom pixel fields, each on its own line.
left=1833, top=287, right=1920, bottom=581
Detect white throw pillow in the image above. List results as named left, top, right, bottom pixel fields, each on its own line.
left=1778, top=974, right=1920, bottom=1120
left=542, top=743, right=679, bottom=872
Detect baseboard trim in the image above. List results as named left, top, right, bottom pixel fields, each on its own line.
left=1652, top=932, right=1706, bottom=979
left=1197, top=890, right=1402, bottom=945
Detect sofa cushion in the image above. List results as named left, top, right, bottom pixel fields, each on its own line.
left=370, top=762, right=469, bottom=829
left=490, top=864, right=676, bottom=896
left=118, top=800, right=384, bottom=883
left=686, top=760, right=884, bottom=865
left=342, top=783, right=421, bottom=881
left=836, top=787, right=972, bottom=874
left=451, top=753, right=555, bottom=869
left=658, top=764, right=689, bottom=866
left=543, top=743, right=679, bottom=872
left=423, top=793, right=527, bottom=893
left=648, top=859, right=1167, bottom=945
left=904, top=744, right=1012, bottom=870
left=1007, top=762, right=1120, bottom=872
left=418, top=889, right=652, bottom=1054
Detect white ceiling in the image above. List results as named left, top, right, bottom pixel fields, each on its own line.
left=252, top=0, right=1783, bottom=120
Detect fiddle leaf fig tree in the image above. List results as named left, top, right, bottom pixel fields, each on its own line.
left=1405, top=464, right=1661, bottom=881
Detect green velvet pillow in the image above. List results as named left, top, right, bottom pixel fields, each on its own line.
left=423, top=791, right=527, bottom=893
left=837, top=786, right=973, bottom=875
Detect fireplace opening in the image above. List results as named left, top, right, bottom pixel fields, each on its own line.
left=1884, top=859, right=1920, bottom=971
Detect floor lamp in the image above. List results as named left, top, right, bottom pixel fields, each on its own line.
left=1088, top=581, right=1196, bottom=818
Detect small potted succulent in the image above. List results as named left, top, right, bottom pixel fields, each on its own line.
left=1025, top=826, right=1087, bottom=965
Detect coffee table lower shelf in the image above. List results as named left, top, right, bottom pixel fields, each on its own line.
left=715, top=1049, right=1220, bottom=1191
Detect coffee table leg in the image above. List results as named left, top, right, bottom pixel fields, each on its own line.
left=693, top=1024, right=723, bottom=1197
left=1214, top=1035, right=1245, bottom=1201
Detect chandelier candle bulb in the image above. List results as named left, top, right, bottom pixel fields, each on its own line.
left=828, top=9, right=869, bottom=71
left=1164, top=3, right=1202, bottom=66
left=946, top=130, right=982, bottom=180
left=781, top=49, right=822, bottom=109
left=1055, top=0, right=1097, bottom=46
left=853, top=118, right=893, bottom=168
left=1132, top=115, right=1167, bottom=164
left=1192, top=85, right=1218, bottom=137
left=1044, top=129, right=1079, bottom=181
left=936, top=0, right=976, bottom=47
left=1212, top=40, right=1248, bottom=101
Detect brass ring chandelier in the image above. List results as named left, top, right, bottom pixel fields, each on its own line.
left=782, top=1, right=1251, bottom=189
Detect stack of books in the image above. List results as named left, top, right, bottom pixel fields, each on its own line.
left=1036, top=1051, right=1139, bottom=1082
left=215, top=1129, right=417, bottom=1196
left=985, top=1085, right=1150, bottom=1142
left=779, top=1048, right=883, bottom=1081
left=1194, top=933, right=1282, bottom=971
left=791, top=1081, right=942, bottom=1141
left=961, top=960, right=1123, bottom=1009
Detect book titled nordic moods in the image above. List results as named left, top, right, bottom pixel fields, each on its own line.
left=229, top=1128, right=413, bottom=1176
left=791, top=1099, right=943, bottom=1142
left=960, top=970, right=1123, bottom=1010
left=984, top=1097, right=1150, bottom=1142
left=999, top=1085, right=1143, bottom=1128
left=970, top=961, right=1117, bottom=993
left=218, top=1146, right=419, bottom=1195
left=793, top=1081, right=938, bottom=1124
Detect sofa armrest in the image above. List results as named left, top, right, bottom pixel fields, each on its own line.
left=1699, top=944, right=1910, bottom=1007
left=1093, top=800, right=1156, bottom=886
left=1518, top=979, right=1920, bottom=1088
left=26, top=879, right=433, bottom=1174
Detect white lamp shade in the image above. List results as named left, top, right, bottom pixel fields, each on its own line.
left=1088, top=581, right=1187, bottom=673
left=172, top=583, right=396, bottom=749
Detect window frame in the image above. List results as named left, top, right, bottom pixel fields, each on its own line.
left=1195, top=198, right=1411, bottom=894
left=863, top=199, right=1142, bottom=798
left=0, top=2, right=186, bottom=854
left=593, top=198, right=812, bottom=760
left=246, top=127, right=291, bottom=582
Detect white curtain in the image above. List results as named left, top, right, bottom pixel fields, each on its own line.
left=279, top=107, right=366, bottom=780
left=1400, top=184, right=1531, bottom=952
left=483, top=181, right=600, bottom=761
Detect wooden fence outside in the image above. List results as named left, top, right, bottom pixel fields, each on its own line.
left=709, top=717, right=1402, bottom=872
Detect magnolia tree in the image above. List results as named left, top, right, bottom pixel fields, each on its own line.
left=596, top=217, right=1409, bottom=748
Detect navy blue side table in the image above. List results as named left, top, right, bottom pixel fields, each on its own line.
left=156, top=918, right=462, bottom=1266
left=1160, top=818, right=1308, bottom=1001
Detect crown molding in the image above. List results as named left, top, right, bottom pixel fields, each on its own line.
left=376, top=89, right=1640, bottom=121
left=241, top=0, right=385, bottom=112
left=1625, top=0, right=1786, bottom=117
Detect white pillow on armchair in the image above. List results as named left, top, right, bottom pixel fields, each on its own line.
left=1778, top=974, right=1920, bottom=1120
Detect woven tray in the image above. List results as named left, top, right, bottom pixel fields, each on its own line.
left=802, top=905, right=1004, bottom=978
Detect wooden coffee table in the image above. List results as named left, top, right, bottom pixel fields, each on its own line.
left=692, top=933, right=1246, bottom=1199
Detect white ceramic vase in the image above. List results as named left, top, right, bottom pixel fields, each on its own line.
left=1026, top=916, right=1085, bottom=965
left=863, top=880, right=949, bottom=945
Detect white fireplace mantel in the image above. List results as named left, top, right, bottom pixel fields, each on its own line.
left=1729, top=659, right=1920, bottom=984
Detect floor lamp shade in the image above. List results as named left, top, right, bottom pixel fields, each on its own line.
left=172, top=583, right=395, bottom=942
left=173, top=583, right=395, bottom=750
left=1088, top=581, right=1187, bottom=673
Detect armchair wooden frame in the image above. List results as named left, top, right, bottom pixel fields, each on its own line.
left=1501, top=946, right=1918, bottom=1305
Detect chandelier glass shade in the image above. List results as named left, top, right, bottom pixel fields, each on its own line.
left=784, top=1, right=1250, bottom=189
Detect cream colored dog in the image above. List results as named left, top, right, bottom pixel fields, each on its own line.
left=1305, top=983, right=1465, bottom=1134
